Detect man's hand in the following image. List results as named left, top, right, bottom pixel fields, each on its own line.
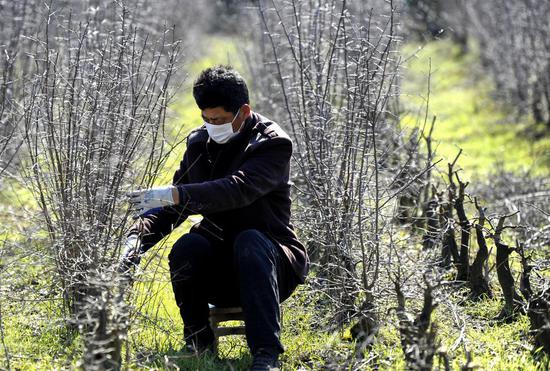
left=119, top=234, right=143, bottom=273
left=127, top=185, right=178, bottom=218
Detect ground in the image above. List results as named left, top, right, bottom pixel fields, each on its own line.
left=0, top=37, right=549, bottom=370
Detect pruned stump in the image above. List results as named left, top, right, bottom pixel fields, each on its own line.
left=527, top=289, right=550, bottom=356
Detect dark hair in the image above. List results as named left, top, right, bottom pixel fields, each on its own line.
left=192, top=65, right=249, bottom=114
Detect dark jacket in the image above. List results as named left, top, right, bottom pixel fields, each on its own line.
left=128, top=112, right=309, bottom=283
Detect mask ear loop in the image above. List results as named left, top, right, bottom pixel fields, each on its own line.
left=232, top=107, right=245, bottom=133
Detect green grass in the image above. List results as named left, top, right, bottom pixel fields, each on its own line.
left=2, top=37, right=550, bottom=370
left=124, top=253, right=348, bottom=370
left=400, top=40, right=550, bottom=181
left=363, top=295, right=547, bottom=370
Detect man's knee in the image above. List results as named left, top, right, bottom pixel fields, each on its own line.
left=234, top=229, right=273, bottom=265
left=169, top=233, right=210, bottom=267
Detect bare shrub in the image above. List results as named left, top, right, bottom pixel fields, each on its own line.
left=242, top=2, right=440, bottom=360
left=20, top=1, right=182, bottom=368
left=0, top=0, right=45, bottom=177
left=463, top=1, right=550, bottom=128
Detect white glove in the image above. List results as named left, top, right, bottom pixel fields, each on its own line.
left=119, top=234, right=142, bottom=273
left=127, top=185, right=176, bottom=218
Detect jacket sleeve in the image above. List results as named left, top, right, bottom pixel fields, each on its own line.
left=126, top=151, right=190, bottom=251
left=177, top=137, right=292, bottom=215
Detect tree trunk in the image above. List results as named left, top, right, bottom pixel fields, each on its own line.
left=495, top=241, right=523, bottom=320
left=350, top=292, right=379, bottom=358
left=395, top=280, right=438, bottom=370
left=422, top=189, right=440, bottom=250
left=453, top=179, right=470, bottom=282
left=518, top=243, right=550, bottom=354
left=469, top=201, right=492, bottom=299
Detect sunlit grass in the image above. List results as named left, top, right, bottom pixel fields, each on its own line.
left=364, top=295, right=547, bottom=370
left=2, top=36, right=550, bottom=370
left=401, top=40, right=550, bottom=181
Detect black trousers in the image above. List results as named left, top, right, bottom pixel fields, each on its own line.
left=168, top=229, right=299, bottom=355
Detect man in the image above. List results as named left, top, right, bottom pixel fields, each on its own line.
left=124, top=65, right=309, bottom=370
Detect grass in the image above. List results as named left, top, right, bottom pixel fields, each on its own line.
left=1, top=36, right=550, bottom=369
left=364, top=293, right=546, bottom=370
left=400, top=40, right=550, bottom=181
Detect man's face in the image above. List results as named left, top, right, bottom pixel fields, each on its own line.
left=201, top=106, right=248, bottom=133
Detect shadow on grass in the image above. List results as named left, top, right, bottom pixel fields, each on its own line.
left=139, top=340, right=253, bottom=370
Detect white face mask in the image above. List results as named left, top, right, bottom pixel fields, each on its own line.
left=204, top=110, right=242, bottom=144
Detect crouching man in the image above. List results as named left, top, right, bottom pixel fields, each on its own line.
left=123, top=65, right=309, bottom=371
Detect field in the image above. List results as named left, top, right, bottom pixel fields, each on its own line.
left=0, top=37, right=549, bottom=370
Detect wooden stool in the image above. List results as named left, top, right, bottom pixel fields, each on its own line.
left=208, top=304, right=246, bottom=354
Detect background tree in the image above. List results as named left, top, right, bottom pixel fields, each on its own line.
left=404, top=0, right=550, bottom=130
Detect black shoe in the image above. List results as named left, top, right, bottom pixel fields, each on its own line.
left=249, top=348, right=280, bottom=371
